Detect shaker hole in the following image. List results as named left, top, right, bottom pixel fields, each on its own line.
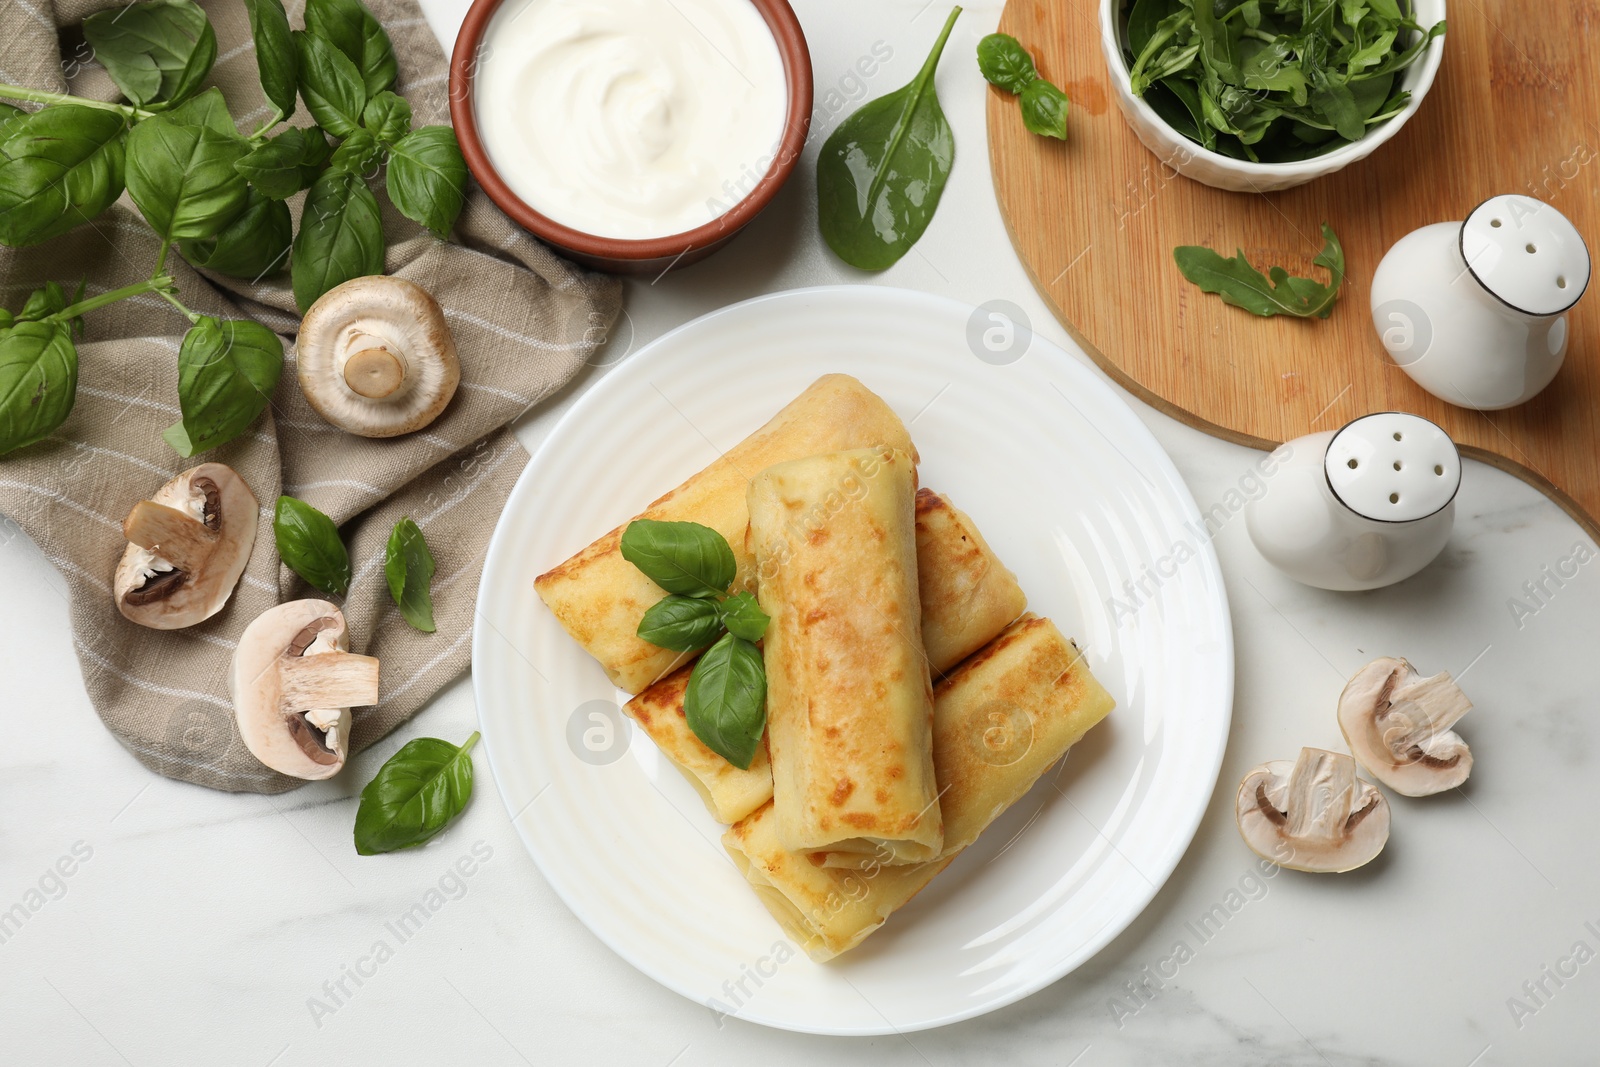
left=1347, top=458, right=1359, bottom=469
left=1527, top=243, right=1538, bottom=254
left=1558, top=275, right=1568, bottom=289
left=1490, top=218, right=1503, bottom=228
left=1389, top=493, right=1400, bottom=504
left=1434, top=464, right=1444, bottom=476
left=1393, top=461, right=1403, bottom=471
left=1392, top=432, right=1403, bottom=441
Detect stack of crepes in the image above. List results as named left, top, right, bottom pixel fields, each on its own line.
left=535, top=375, right=1115, bottom=961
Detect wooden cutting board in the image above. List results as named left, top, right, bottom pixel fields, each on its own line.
left=988, top=0, right=1600, bottom=538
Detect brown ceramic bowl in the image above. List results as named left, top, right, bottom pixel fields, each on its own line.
left=449, top=0, right=813, bottom=276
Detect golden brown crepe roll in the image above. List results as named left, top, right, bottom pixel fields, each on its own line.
left=535, top=375, right=917, bottom=694
left=626, top=668, right=773, bottom=824
left=624, top=488, right=1027, bottom=825
left=722, top=614, right=1115, bottom=961
left=914, top=488, right=1027, bottom=673
left=749, top=446, right=943, bottom=867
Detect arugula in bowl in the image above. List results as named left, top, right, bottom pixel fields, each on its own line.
left=1122, top=0, right=1445, bottom=163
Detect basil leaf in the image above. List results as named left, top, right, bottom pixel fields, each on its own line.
left=273, top=495, right=350, bottom=596
left=384, top=517, right=437, bottom=633
left=83, top=0, right=217, bottom=109
left=354, top=733, right=478, bottom=856
left=304, top=0, right=398, bottom=97
left=291, top=167, right=385, bottom=314
left=330, top=128, right=380, bottom=176
left=1175, top=223, right=1345, bottom=319
left=163, top=88, right=241, bottom=137
left=637, top=595, right=724, bottom=652
left=977, top=33, right=1037, bottom=95
left=125, top=112, right=251, bottom=242
left=385, top=126, right=467, bottom=239
left=235, top=127, right=329, bottom=199
left=1020, top=78, right=1070, bottom=139
left=717, top=591, right=769, bottom=643
left=244, top=0, right=298, bottom=120
left=0, top=103, right=20, bottom=124
left=0, top=321, right=77, bottom=456
left=620, top=519, right=736, bottom=598
left=293, top=30, right=368, bottom=138
left=362, top=91, right=412, bottom=145
left=684, top=635, right=766, bottom=769
left=163, top=317, right=282, bottom=457
left=817, top=6, right=960, bottom=271
left=181, top=189, right=292, bottom=278
left=19, top=281, right=69, bottom=321
left=0, top=106, right=126, bottom=248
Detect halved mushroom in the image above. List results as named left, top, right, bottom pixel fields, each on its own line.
left=1338, top=657, right=1472, bottom=796
left=1236, top=748, right=1390, bottom=873
left=229, top=600, right=380, bottom=780
left=113, top=463, right=258, bottom=630
left=296, top=275, right=460, bottom=438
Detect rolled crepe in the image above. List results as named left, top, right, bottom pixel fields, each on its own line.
left=623, top=488, right=1027, bottom=824
left=536, top=375, right=916, bottom=694
left=914, top=488, right=1027, bottom=673
left=749, top=447, right=942, bottom=866
left=722, top=614, right=1115, bottom=961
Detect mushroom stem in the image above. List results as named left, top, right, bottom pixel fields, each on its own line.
left=122, top=500, right=219, bottom=573
left=1386, top=671, right=1472, bottom=744
left=280, top=651, right=380, bottom=709
left=343, top=346, right=407, bottom=399
left=1283, top=747, right=1356, bottom=840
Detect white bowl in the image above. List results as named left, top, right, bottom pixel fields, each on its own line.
left=1098, top=0, right=1446, bottom=192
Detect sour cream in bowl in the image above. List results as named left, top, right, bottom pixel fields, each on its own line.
left=451, top=0, right=812, bottom=274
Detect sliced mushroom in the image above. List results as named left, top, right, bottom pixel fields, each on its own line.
left=229, top=600, right=380, bottom=780
left=296, top=275, right=460, bottom=438
left=1338, top=657, right=1473, bottom=796
left=1236, top=748, right=1390, bottom=873
left=113, top=464, right=258, bottom=630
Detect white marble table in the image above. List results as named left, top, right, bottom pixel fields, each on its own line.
left=4, top=2, right=1597, bottom=1064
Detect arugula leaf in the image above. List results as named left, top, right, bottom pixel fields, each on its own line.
left=164, top=316, right=282, bottom=456
left=0, top=320, right=77, bottom=455
left=294, top=30, right=368, bottom=138
left=385, top=126, right=467, bottom=238
left=1174, top=223, right=1346, bottom=319
left=636, top=594, right=724, bottom=652
left=181, top=189, right=292, bottom=278
left=354, top=733, right=477, bottom=855
left=977, top=33, right=1037, bottom=94
left=291, top=167, right=385, bottom=314
left=125, top=112, right=251, bottom=242
left=83, top=0, right=216, bottom=109
left=817, top=6, right=960, bottom=271
left=0, top=106, right=127, bottom=248
left=304, top=0, right=399, bottom=97
left=717, top=591, right=769, bottom=643
left=244, top=0, right=298, bottom=120
left=384, top=517, right=437, bottom=633
left=274, top=495, right=350, bottom=596
left=684, top=635, right=767, bottom=769
left=620, top=519, right=737, bottom=598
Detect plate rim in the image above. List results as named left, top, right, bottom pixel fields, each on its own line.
left=471, top=284, right=1235, bottom=1035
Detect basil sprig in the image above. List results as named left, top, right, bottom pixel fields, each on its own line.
left=354, top=732, right=477, bottom=855
left=1175, top=223, right=1346, bottom=319
left=978, top=33, right=1071, bottom=140
left=384, top=517, right=437, bottom=633
left=622, top=520, right=770, bottom=768
left=817, top=6, right=961, bottom=271
left=273, top=495, right=351, bottom=597
left=0, top=0, right=471, bottom=461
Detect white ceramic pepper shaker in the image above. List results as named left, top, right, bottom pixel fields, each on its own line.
left=1371, top=194, right=1591, bottom=410
left=1245, top=413, right=1461, bottom=591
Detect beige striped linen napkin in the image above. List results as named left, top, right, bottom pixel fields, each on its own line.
left=0, top=0, right=622, bottom=792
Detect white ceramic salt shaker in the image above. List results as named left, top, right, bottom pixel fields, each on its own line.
left=1245, top=413, right=1461, bottom=591
left=1370, top=194, right=1591, bottom=410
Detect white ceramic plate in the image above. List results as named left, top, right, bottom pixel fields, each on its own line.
left=472, top=286, right=1233, bottom=1035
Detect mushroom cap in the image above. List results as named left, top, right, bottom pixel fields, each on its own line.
left=113, top=463, right=258, bottom=630
left=229, top=599, right=376, bottom=780
left=1338, top=656, right=1473, bottom=797
left=296, top=275, right=460, bottom=438
left=1236, top=748, right=1390, bottom=873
